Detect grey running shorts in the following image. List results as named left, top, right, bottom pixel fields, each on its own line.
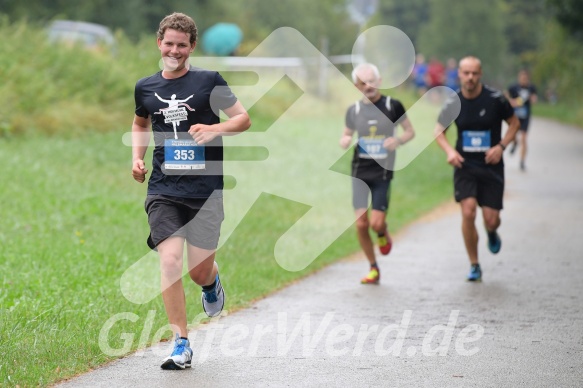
left=145, top=194, right=224, bottom=250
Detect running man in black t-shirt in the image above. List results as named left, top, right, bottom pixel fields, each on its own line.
left=434, top=56, right=519, bottom=282
left=340, top=63, right=416, bottom=284
left=131, top=12, right=251, bottom=370
left=506, top=69, right=537, bottom=170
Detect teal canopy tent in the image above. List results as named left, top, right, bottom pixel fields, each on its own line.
left=201, top=23, right=243, bottom=56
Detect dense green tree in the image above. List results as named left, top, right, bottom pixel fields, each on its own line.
left=502, top=0, right=546, bottom=57
left=416, top=0, right=508, bottom=85
left=0, top=0, right=359, bottom=54
left=0, top=0, right=205, bottom=39
left=231, top=0, right=358, bottom=55
left=372, top=0, right=431, bottom=48
left=2, top=0, right=580, bottom=100
left=546, top=0, right=583, bottom=37
left=533, top=3, right=583, bottom=103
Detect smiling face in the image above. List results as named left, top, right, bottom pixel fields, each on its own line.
left=157, top=28, right=195, bottom=76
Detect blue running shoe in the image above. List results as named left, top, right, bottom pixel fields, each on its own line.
left=487, top=231, right=502, bottom=254
left=161, top=334, right=193, bottom=370
left=467, top=264, right=482, bottom=282
left=202, top=271, right=225, bottom=318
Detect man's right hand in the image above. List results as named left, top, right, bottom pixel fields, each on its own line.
left=446, top=150, right=465, bottom=168
left=132, top=159, right=148, bottom=183
left=339, top=135, right=353, bottom=149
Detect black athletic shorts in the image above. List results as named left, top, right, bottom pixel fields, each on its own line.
left=519, top=118, right=530, bottom=132
left=145, top=194, right=224, bottom=250
left=454, top=163, right=504, bottom=210
left=352, top=177, right=391, bottom=212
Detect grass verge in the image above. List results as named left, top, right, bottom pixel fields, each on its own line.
left=0, top=92, right=453, bottom=386
left=534, top=102, right=583, bottom=128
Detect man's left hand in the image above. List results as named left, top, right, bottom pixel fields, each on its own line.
left=189, top=124, right=219, bottom=145
left=485, top=144, right=504, bottom=164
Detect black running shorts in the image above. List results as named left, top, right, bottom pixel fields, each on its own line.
left=454, top=164, right=504, bottom=210
left=519, top=118, right=530, bottom=132
left=145, top=194, right=224, bottom=250
left=352, top=177, right=391, bottom=212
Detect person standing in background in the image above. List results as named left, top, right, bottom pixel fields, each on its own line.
left=445, top=58, right=459, bottom=91
left=411, top=53, right=428, bottom=96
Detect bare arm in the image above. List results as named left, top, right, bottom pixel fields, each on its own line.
left=188, top=100, right=251, bottom=144
left=505, top=90, right=525, bottom=108
left=434, top=122, right=464, bottom=168
left=131, top=115, right=151, bottom=183
left=501, top=114, right=520, bottom=148
left=339, top=126, right=355, bottom=149
left=384, top=117, right=415, bottom=151
left=484, top=114, right=520, bottom=165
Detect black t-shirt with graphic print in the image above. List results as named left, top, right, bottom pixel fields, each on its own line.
left=345, top=95, right=406, bottom=181
left=134, top=67, right=237, bottom=198
left=438, top=85, right=514, bottom=169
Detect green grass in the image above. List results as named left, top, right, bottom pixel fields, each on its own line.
left=0, top=19, right=159, bottom=138
left=534, top=101, right=583, bottom=128
left=0, top=102, right=454, bottom=387
left=1, top=20, right=581, bottom=386
left=0, top=21, right=458, bottom=386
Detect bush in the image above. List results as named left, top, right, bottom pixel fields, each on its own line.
left=0, top=18, right=159, bottom=137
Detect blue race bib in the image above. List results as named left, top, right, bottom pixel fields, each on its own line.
left=462, top=131, right=491, bottom=152
left=358, top=138, right=388, bottom=159
left=514, top=106, right=528, bottom=119
left=164, top=139, right=205, bottom=170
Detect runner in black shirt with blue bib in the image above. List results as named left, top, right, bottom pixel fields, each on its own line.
left=506, top=69, right=537, bottom=170
left=131, top=13, right=250, bottom=370
left=340, top=63, right=415, bottom=284
left=434, top=56, right=519, bottom=282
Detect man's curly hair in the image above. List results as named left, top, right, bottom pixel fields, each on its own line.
left=157, top=12, right=197, bottom=44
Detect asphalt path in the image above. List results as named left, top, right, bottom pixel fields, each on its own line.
left=57, top=117, right=583, bottom=387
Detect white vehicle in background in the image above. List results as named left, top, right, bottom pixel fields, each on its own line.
left=47, top=20, right=115, bottom=52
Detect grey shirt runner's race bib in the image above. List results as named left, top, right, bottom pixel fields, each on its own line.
left=358, top=137, right=388, bottom=159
